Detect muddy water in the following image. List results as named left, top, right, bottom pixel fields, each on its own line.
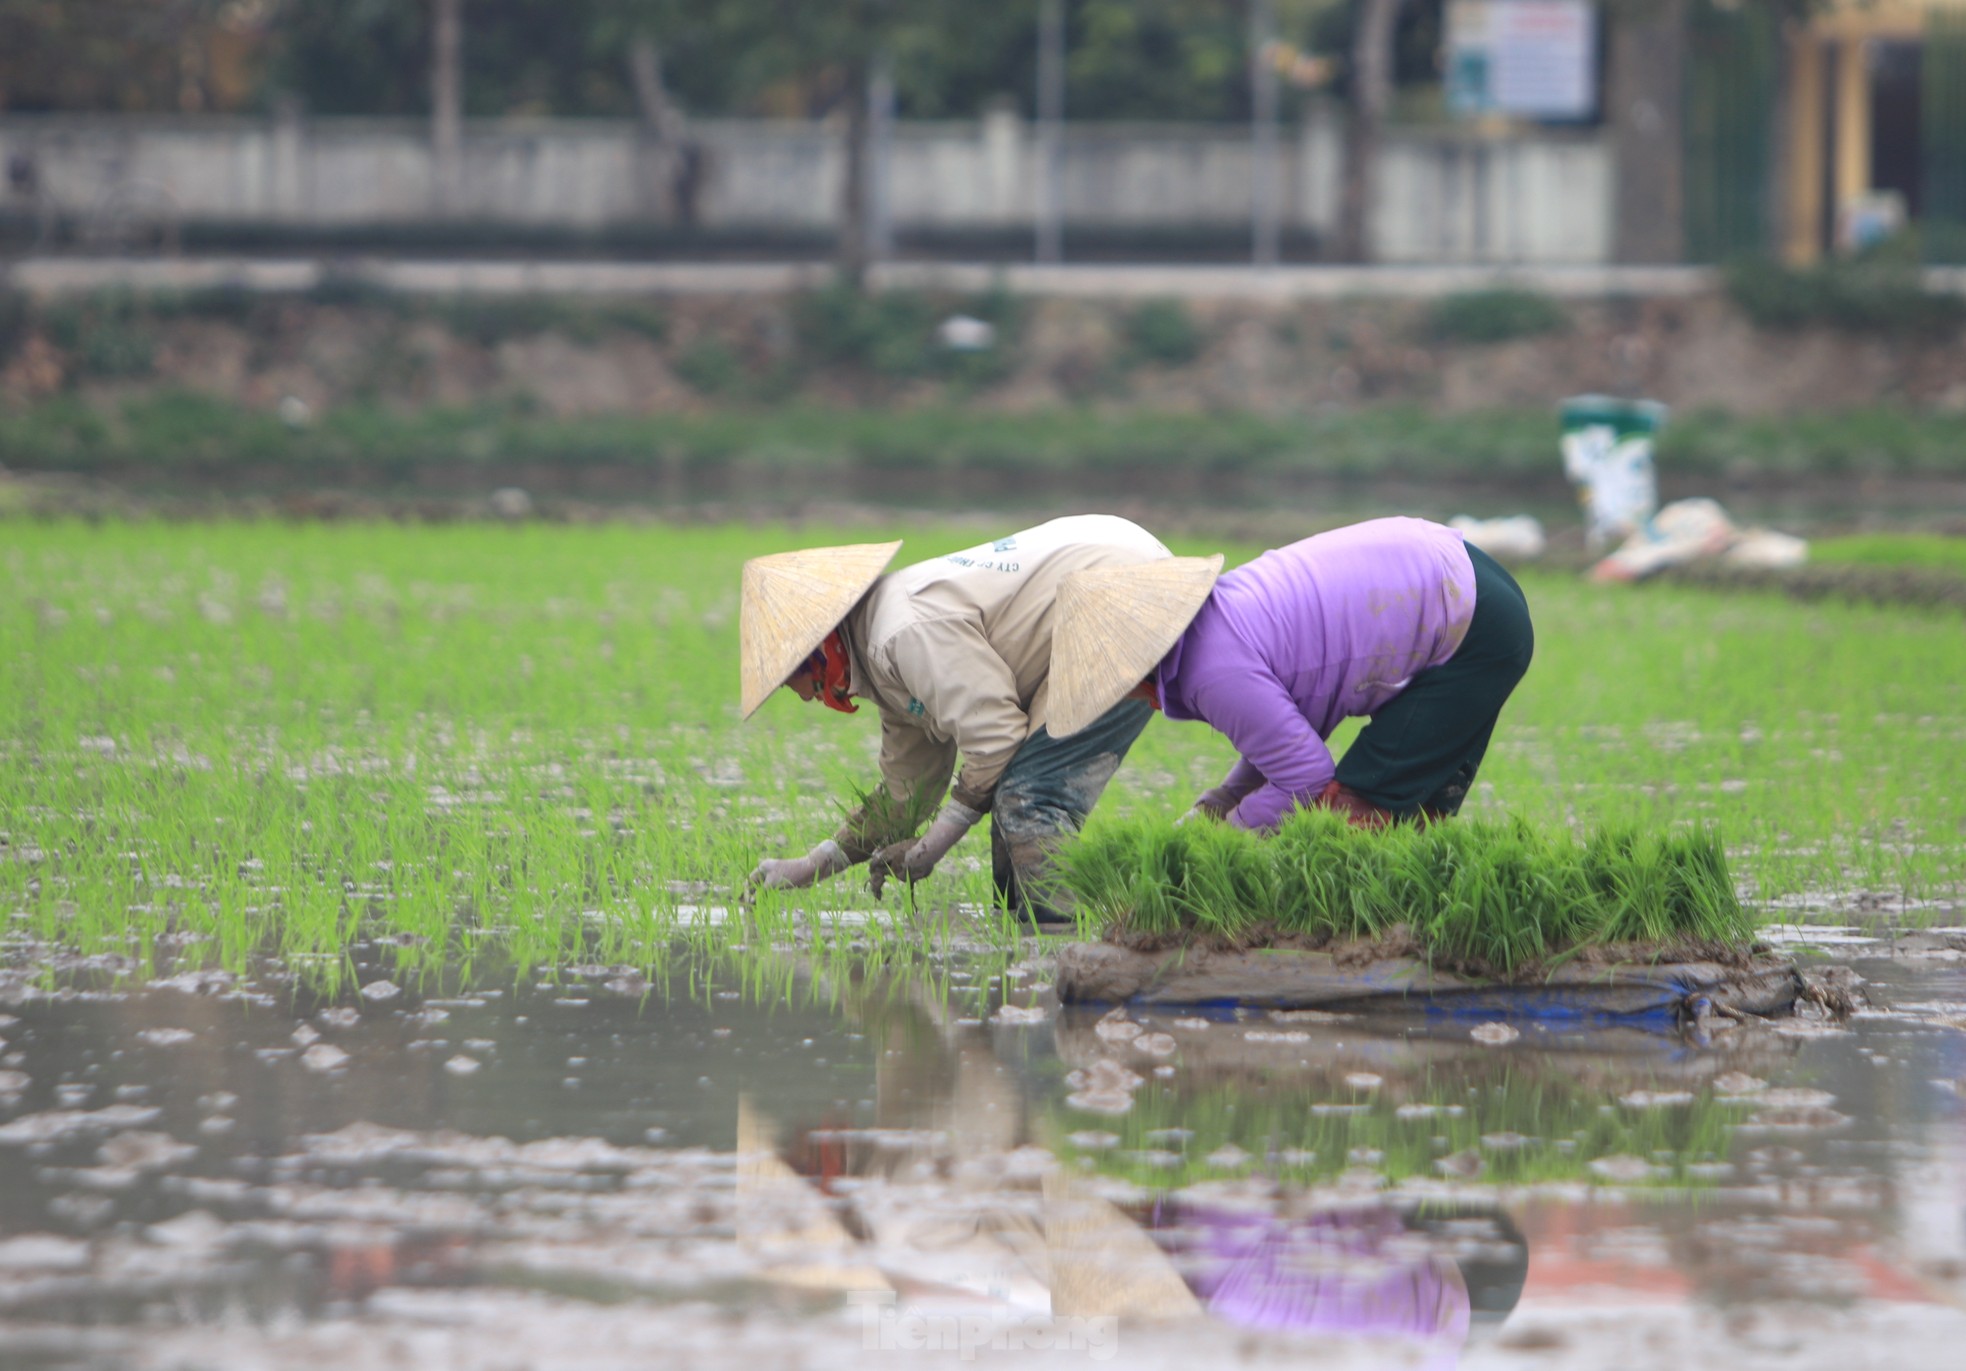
left=0, top=940, right=1962, bottom=1371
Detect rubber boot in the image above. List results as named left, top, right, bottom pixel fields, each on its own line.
left=1315, top=780, right=1395, bottom=830
left=992, top=826, right=1075, bottom=929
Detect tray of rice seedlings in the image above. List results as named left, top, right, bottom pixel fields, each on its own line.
left=1049, top=810, right=1812, bottom=1026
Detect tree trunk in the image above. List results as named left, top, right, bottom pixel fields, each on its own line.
left=626, top=35, right=690, bottom=226
left=431, top=0, right=463, bottom=217
left=1608, top=0, right=1687, bottom=263
left=1336, top=0, right=1402, bottom=263
left=838, top=57, right=872, bottom=289
left=1250, top=0, right=1281, bottom=267
left=1035, top=0, right=1065, bottom=264
left=866, top=58, right=895, bottom=263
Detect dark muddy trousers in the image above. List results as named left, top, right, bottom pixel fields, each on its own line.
left=991, top=697, right=1155, bottom=924
left=1335, top=542, right=1535, bottom=817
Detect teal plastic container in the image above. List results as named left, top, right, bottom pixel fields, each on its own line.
left=1559, top=395, right=1668, bottom=550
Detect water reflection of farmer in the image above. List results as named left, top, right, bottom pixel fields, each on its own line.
left=1148, top=1198, right=1527, bottom=1363
left=740, top=516, right=1213, bottom=923
left=1048, top=517, right=1534, bottom=829
left=755, top=1096, right=1527, bottom=1364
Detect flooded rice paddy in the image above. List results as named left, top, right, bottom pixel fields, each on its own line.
left=5, top=520, right=1966, bottom=1366
left=0, top=936, right=1962, bottom=1370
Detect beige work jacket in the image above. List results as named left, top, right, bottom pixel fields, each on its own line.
left=834, top=515, right=1169, bottom=852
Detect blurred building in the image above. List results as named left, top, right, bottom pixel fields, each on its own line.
left=1779, top=0, right=1966, bottom=263
left=0, top=1, right=1961, bottom=269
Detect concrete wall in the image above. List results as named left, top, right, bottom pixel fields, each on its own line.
left=0, top=110, right=1613, bottom=263
left=1374, top=131, right=1612, bottom=263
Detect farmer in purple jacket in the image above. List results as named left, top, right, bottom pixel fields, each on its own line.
left=1048, top=517, right=1533, bottom=828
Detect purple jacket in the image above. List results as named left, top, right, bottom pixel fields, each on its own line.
left=1157, top=518, right=1476, bottom=831
left=1174, top=1203, right=1471, bottom=1353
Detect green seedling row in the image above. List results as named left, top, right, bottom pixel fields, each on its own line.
left=1811, top=533, right=1966, bottom=575
left=1051, top=1065, right=1747, bottom=1192
left=1054, top=811, right=1754, bottom=972
left=3, top=520, right=1963, bottom=990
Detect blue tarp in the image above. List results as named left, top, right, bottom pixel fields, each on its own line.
left=1055, top=941, right=1801, bottom=1028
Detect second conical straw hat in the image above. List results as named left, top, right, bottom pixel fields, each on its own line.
left=739, top=540, right=903, bottom=719
left=1046, top=554, right=1223, bottom=739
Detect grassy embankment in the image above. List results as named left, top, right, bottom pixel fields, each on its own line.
left=1656, top=532, right=1966, bottom=611
left=8, top=266, right=1964, bottom=502
left=3, top=520, right=1962, bottom=990
left=6, top=393, right=1966, bottom=493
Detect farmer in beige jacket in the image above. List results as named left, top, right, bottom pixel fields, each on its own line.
left=740, top=515, right=1217, bottom=924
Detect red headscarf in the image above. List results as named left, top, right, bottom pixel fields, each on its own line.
left=811, top=629, right=857, bottom=715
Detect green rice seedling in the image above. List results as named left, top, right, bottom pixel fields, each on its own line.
left=1056, top=811, right=1754, bottom=973
left=1048, top=818, right=1276, bottom=941
left=1041, top=820, right=1134, bottom=931
left=1165, top=817, right=1277, bottom=941
left=1268, top=811, right=1351, bottom=927
left=1118, top=823, right=1191, bottom=937
left=0, top=520, right=1015, bottom=992
left=2, top=520, right=1961, bottom=997
left=831, top=780, right=938, bottom=855
left=1810, top=533, right=1966, bottom=573
left=1049, top=1062, right=1746, bottom=1192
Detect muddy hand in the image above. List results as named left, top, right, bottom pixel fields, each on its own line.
left=748, top=839, right=851, bottom=892
left=1178, top=786, right=1239, bottom=825
left=865, top=800, right=981, bottom=899
left=866, top=840, right=916, bottom=899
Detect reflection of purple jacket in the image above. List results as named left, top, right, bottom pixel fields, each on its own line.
left=1156, top=518, right=1475, bottom=831
left=1175, top=1203, right=1469, bottom=1358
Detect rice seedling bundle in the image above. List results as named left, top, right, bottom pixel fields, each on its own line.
left=1052, top=810, right=1757, bottom=975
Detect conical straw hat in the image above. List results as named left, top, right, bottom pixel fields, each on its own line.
left=1043, top=1172, right=1203, bottom=1319
left=1046, top=554, right=1222, bottom=738
left=740, top=540, right=902, bottom=719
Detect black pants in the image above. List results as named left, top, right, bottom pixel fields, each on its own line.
left=1334, top=542, right=1534, bottom=817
